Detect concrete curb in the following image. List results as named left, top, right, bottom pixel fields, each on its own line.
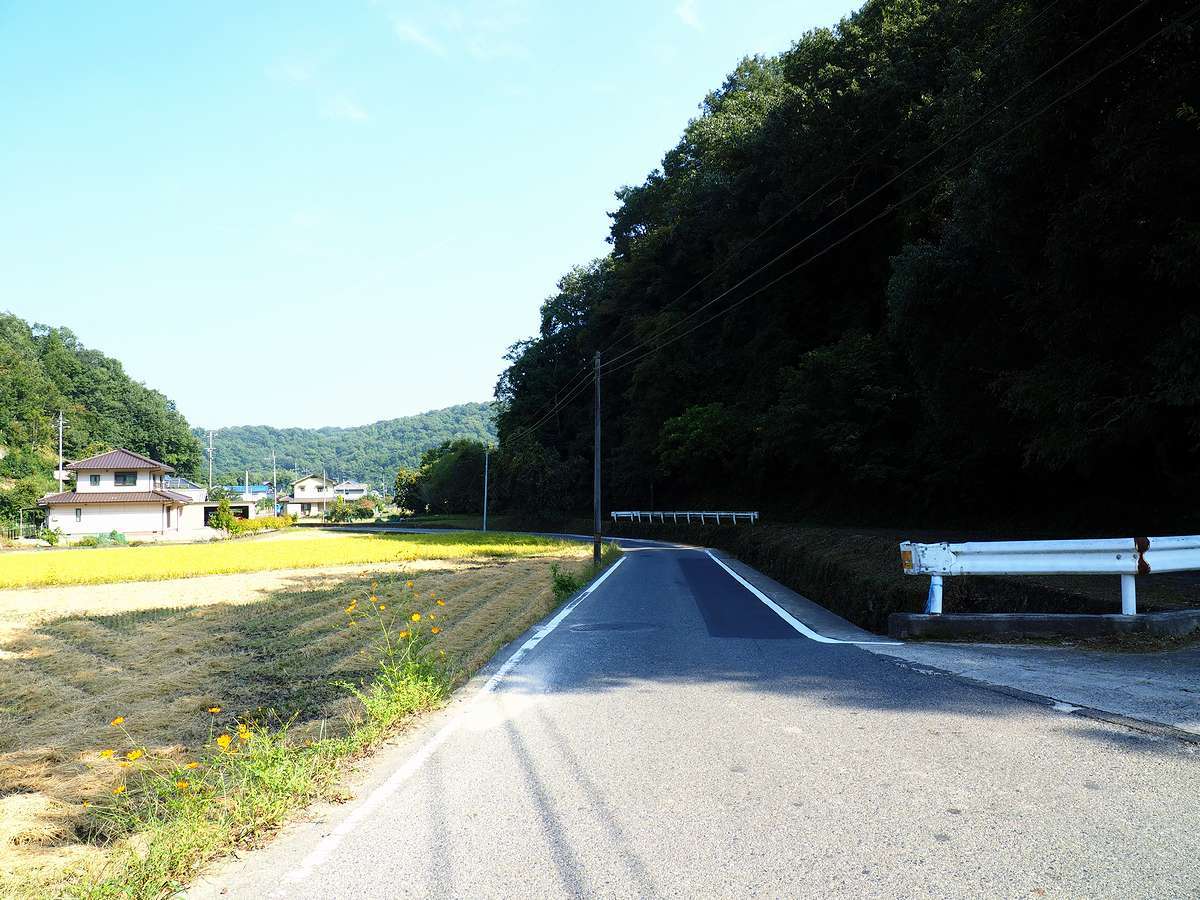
left=889, top=609, right=1200, bottom=640
left=880, top=655, right=1200, bottom=747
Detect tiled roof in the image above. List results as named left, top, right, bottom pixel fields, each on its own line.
left=38, top=490, right=192, bottom=506
left=66, top=449, right=175, bottom=473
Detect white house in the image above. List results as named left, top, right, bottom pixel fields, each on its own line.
left=282, top=474, right=337, bottom=518
left=333, top=480, right=371, bottom=500
left=39, top=450, right=274, bottom=541
left=39, top=449, right=193, bottom=539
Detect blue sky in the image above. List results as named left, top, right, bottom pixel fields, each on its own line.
left=1, top=0, right=854, bottom=429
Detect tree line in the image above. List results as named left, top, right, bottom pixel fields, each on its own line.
left=0, top=314, right=201, bottom=520
left=201, top=403, right=496, bottom=491
left=475, top=0, right=1199, bottom=531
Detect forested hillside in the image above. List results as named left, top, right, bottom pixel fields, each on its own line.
left=204, top=403, right=496, bottom=488
left=493, top=0, right=1200, bottom=529
left=0, top=313, right=202, bottom=517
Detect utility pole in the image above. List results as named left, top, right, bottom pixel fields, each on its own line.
left=207, top=430, right=215, bottom=489
left=268, top=449, right=277, bottom=513
left=56, top=410, right=65, bottom=492
left=593, top=351, right=602, bottom=566
left=482, top=446, right=490, bottom=532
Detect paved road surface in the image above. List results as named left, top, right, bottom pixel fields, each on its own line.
left=192, top=544, right=1200, bottom=899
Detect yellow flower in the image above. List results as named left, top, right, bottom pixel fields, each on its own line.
left=125, top=749, right=144, bottom=761
left=369, top=595, right=378, bottom=604
left=119, top=762, right=131, bottom=768
left=398, top=630, right=410, bottom=639
left=430, top=626, right=441, bottom=634
left=112, top=785, right=125, bottom=795
left=378, top=604, right=386, bottom=610
left=216, top=734, right=233, bottom=751
left=207, top=706, right=222, bottom=714
left=438, top=650, right=446, bottom=657
left=82, top=800, right=91, bottom=808
left=110, top=716, right=125, bottom=727
left=345, top=604, right=356, bottom=614
left=237, top=725, right=251, bottom=742
left=405, top=580, right=414, bottom=589
left=185, top=761, right=200, bottom=769
left=99, top=749, right=115, bottom=759
left=176, top=779, right=190, bottom=791
left=410, top=612, right=421, bottom=622
left=436, top=599, right=446, bottom=607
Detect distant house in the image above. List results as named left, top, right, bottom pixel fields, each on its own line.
left=333, top=480, right=371, bottom=500
left=282, top=474, right=337, bottom=518
left=39, top=449, right=193, bottom=538
left=39, top=450, right=273, bottom=541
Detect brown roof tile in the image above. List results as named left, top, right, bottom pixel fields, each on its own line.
left=65, top=449, right=175, bottom=473
left=38, top=490, right=191, bottom=506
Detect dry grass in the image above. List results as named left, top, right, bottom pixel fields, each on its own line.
left=0, top=531, right=582, bottom=588
left=0, top=551, right=592, bottom=895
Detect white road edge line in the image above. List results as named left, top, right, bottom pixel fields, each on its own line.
left=276, top=555, right=628, bottom=893
left=704, top=550, right=901, bottom=646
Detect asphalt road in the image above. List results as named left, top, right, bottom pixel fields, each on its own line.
left=191, top=544, right=1200, bottom=899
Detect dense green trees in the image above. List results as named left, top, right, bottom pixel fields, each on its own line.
left=0, top=313, right=202, bottom=520
left=492, top=0, right=1200, bottom=528
left=203, top=403, right=496, bottom=490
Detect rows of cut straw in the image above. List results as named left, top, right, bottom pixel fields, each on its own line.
left=0, top=554, right=590, bottom=897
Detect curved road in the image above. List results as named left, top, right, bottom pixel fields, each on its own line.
left=192, top=542, right=1200, bottom=898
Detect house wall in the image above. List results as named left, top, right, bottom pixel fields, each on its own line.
left=46, top=502, right=173, bottom=536
left=285, top=499, right=330, bottom=518
left=73, top=469, right=165, bottom=493
left=294, top=478, right=332, bottom=500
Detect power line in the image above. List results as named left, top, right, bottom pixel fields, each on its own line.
left=499, top=0, right=1074, bottom=446
left=598, top=0, right=1155, bottom=376
left=600, top=2, right=1199, bottom=379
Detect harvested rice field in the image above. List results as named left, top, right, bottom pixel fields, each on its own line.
left=0, top=549, right=593, bottom=894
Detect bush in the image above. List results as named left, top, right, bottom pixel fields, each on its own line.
left=228, top=515, right=295, bottom=536
left=39, top=526, right=63, bottom=546
left=208, top=498, right=236, bottom=533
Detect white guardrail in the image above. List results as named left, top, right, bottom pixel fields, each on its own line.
left=900, top=535, right=1200, bottom=616
left=611, top=511, right=759, bottom=525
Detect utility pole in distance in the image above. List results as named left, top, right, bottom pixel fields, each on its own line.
left=207, top=430, right=215, bottom=489
left=482, top=446, right=490, bottom=532
left=593, top=351, right=601, bottom=567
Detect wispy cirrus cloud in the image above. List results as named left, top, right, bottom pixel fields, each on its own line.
left=322, top=94, right=370, bottom=123
left=675, top=0, right=701, bottom=29
left=393, top=20, right=447, bottom=56
left=384, top=1, right=529, bottom=61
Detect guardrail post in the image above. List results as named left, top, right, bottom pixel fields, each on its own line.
left=1120, top=574, right=1137, bottom=616
left=925, top=575, right=943, bottom=615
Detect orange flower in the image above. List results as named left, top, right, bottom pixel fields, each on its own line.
left=176, top=779, right=190, bottom=791
left=436, top=599, right=446, bottom=607
left=430, top=626, right=441, bottom=635
left=207, top=706, right=222, bottom=714
left=99, top=749, right=115, bottom=759
left=185, top=761, right=200, bottom=769
left=110, top=716, right=125, bottom=727
left=112, top=785, right=125, bottom=795
left=216, top=734, right=233, bottom=751
left=410, top=612, right=421, bottom=623
left=398, top=630, right=410, bottom=639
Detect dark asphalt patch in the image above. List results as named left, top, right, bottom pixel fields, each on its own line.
left=679, top=556, right=798, bottom=640
left=569, top=622, right=661, bottom=633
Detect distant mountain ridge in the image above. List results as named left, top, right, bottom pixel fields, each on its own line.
left=199, top=402, right=496, bottom=489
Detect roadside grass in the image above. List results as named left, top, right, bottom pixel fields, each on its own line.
left=0, top=531, right=581, bottom=589
left=0, top=546, right=620, bottom=898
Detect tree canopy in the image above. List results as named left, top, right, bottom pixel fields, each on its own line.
left=491, top=0, right=1200, bottom=530
left=0, top=313, right=202, bottom=519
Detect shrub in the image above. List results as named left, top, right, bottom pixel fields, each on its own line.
left=228, top=515, right=295, bottom=536
left=208, top=498, right=236, bottom=533
left=39, top=526, right=63, bottom=546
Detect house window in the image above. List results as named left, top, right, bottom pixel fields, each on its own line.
left=75, top=508, right=82, bottom=523
left=316, top=485, right=325, bottom=493
left=89, top=474, right=100, bottom=486
left=114, top=472, right=137, bottom=486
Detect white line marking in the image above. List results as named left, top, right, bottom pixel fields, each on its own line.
left=703, top=550, right=901, bottom=646
left=276, top=556, right=627, bottom=893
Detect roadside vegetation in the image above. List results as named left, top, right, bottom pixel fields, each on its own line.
left=0, top=531, right=582, bottom=588
left=0, top=542, right=618, bottom=898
